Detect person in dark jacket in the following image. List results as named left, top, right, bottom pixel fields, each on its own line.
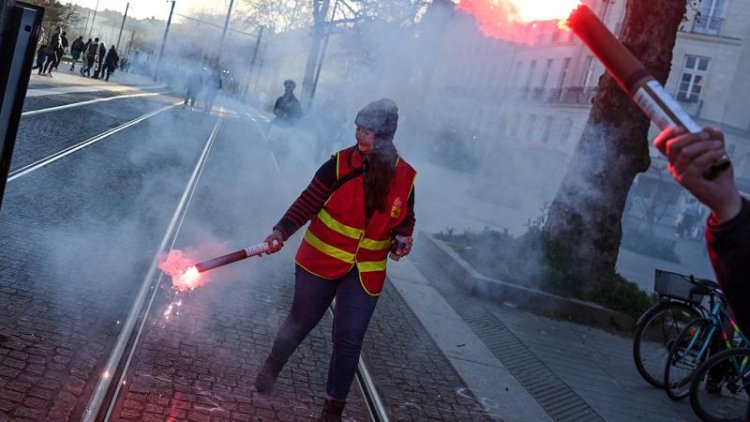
left=653, top=127, right=748, bottom=333
left=69, top=36, right=85, bottom=71
left=272, top=79, right=302, bottom=126
left=53, top=31, right=68, bottom=70
left=183, top=68, right=203, bottom=109
left=103, top=45, right=119, bottom=81
left=41, top=27, right=61, bottom=75
left=81, top=38, right=98, bottom=77
left=32, top=43, right=47, bottom=72
left=202, top=61, right=222, bottom=114
left=93, top=41, right=107, bottom=79
left=255, top=99, right=416, bottom=422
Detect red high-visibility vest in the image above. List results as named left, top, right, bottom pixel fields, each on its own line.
left=295, top=147, right=416, bottom=296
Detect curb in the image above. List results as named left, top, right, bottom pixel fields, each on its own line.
left=414, top=232, right=635, bottom=334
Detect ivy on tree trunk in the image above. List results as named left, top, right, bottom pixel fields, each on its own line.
left=542, top=0, right=687, bottom=295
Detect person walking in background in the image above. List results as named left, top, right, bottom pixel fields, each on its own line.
left=69, top=36, right=84, bottom=71
left=272, top=79, right=302, bottom=127
left=203, top=61, right=222, bottom=114
left=653, top=127, right=749, bottom=335
left=182, top=68, right=203, bottom=110
left=676, top=197, right=703, bottom=239
left=103, top=45, right=119, bottom=82
left=53, top=31, right=69, bottom=70
left=41, top=27, right=61, bottom=76
left=254, top=99, right=416, bottom=422
left=93, top=41, right=107, bottom=79
left=32, top=43, right=47, bottom=73
left=81, top=38, right=98, bottom=77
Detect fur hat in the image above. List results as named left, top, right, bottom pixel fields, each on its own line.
left=355, top=98, right=398, bottom=141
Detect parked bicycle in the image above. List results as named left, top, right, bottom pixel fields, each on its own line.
left=689, top=346, right=750, bottom=421
left=633, top=269, right=714, bottom=388
left=663, top=277, right=747, bottom=401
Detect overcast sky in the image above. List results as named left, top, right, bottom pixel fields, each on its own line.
left=67, top=0, right=233, bottom=20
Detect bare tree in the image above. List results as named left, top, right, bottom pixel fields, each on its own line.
left=542, top=0, right=688, bottom=295
left=24, top=0, right=80, bottom=39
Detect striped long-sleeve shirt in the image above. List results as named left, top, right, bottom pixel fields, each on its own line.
left=273, top=155, right=415, bottom=240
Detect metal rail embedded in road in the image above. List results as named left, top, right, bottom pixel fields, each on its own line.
left=82, top=114, right=225, bottom=421
left=8, top=104, right=176, bottom=182
left=21, top=92, right=162, bottom=117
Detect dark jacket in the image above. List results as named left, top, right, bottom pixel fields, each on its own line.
left=273, top=93, right=302, bottom=125
left=105, top=48, right=119, bottom=70
left=706, top=197, right=750, bottom=334
left=86, top=41, right=98, bottom=57
left=71, top=38, right=84, bottom=53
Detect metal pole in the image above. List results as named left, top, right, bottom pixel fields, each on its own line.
left=242, top=26, right=264, bottom=99
left=116, top=2, right=129, bottom=50
left=87, top=0, right=100, bottom=39
left=310, top=0, right=338, bottom=103
left=218, top=0, right=235, bottom=55
left=82, top=10, right=91, bottom=38
left=154, top=0, right=175, bottom=81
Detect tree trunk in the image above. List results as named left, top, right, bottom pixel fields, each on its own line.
left=543, top=0, right=686, bottom=295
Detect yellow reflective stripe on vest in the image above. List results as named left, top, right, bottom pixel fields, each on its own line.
left=318, top=209, right=363, bottom=240
left=358, top=260, right=387, bottom=273
left=359, top=238, right=391, bottom=251
left=304, top=231, right=355, bottom=263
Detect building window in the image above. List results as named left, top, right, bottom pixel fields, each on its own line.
left=524, top=60, right=537, bottom=90
left=541, top=116, right=553, bottom=143
left=559, top=118, right=573, bottom=145
left=677, top=55, right=709, bottom=103
left=557, top=57, right=571, bottom=89
left=539, top=59, right=553, bottom=91
left=511, top=112, right=521, bottom=138
left=526, top=115, right=537, bottom=141
left=695, top=0, right=725, bottom=34
left=582, top=55, right=595, bottom=86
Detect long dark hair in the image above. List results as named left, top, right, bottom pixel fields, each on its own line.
left=364, top=139, right=398, bottom=218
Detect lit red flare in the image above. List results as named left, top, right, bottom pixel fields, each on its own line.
left=456, top=0, right=579, bottom=41
left=158, top=250, right=204, bottom=291
left=158, top=242, right=272, bottom=292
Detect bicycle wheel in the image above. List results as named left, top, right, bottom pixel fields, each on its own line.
left=690, top=347, right=750, bottom=422
left=665, top=317, right=712, bottom=401
left=633, top=301, right=700, bottom=388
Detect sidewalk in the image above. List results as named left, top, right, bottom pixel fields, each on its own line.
left=27, top=68, right=164, bottom=97
left=386, top=159, right=706, bottom=420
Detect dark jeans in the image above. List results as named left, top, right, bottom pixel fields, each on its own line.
left=270, top=266, right=379, bottom=400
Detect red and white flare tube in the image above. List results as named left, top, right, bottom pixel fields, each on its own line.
left=566, top=5, right=731, bottom=180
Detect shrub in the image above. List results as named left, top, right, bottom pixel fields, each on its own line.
left=437, top=227, right=652, bottom=320
left=621, top=224, right=680, bottom=263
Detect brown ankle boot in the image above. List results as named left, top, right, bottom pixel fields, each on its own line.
left=254, top=356, right=285, bottom=393
left=318, top=398, right=346, bottom=422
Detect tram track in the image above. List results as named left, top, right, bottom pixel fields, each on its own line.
left=8, top=104, right=178, bottom=182
left=83, top=112, right=226, bottom=421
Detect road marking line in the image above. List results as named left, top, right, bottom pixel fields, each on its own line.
left=22, top=92, right=161, bottom=117
left=8, top=104, right=177, bottom=182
